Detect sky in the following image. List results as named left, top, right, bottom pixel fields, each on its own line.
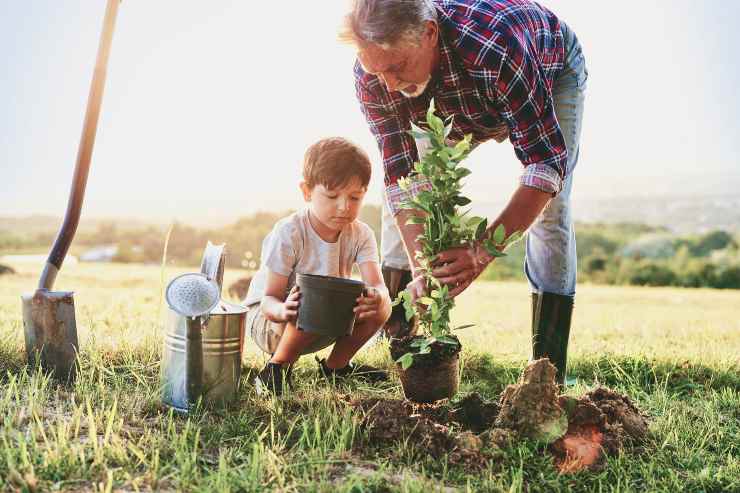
left=2, top=0, right=739, bottom=225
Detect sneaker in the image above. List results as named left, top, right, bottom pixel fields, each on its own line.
left=316, top=356, right=388, bottom=384
left=254, top=362, right=293, bottom=396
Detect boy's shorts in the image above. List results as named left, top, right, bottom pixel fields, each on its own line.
left=246, top=304, right=338, bottom=355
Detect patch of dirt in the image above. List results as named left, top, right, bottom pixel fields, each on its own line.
left=494, top=359, right=568, bottom=443
left=451, top=392, right=499, bottom=433
left=347, top=397, right=487, bottom=468
left=340, top=360, right=650, bottom=475
left=551, top=388, right=650, bottom=472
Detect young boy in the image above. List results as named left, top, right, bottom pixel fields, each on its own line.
left=244, top=137, right=392, bottom=395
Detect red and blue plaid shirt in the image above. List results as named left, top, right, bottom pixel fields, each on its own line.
left=355, top=0, right=567, bottom=214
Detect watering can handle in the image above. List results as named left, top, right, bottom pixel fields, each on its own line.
left=39, top=0, right=122, bottom=290
left=200, top=242, right=226, bottom=295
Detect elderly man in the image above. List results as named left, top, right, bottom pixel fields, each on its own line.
left=342, top=0, right=587, bottom=385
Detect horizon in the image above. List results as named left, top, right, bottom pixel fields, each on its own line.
left=2, top=1, right=739, bottom=223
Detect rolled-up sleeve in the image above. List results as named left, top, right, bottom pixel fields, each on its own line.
left=483, top=35, right=568, bottom=195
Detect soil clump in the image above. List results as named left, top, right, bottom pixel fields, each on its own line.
left=551, top=387, right=650, bottom=472
left=495, top=359, right=568, bottom=443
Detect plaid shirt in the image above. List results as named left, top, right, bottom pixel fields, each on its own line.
left=355, top=0, right=567, bottom=214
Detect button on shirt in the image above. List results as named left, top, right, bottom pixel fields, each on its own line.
left=355, top=0, right=567, bottom=215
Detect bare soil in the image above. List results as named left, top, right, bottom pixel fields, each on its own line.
left=343, top=359, right=649, bottom=474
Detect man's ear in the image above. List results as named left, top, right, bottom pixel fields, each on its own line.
left=422, top=20, right=438, bottom=46
left=299, top=181, right=312, bottom=201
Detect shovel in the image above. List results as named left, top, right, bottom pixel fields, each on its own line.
left=21, top=0, right=122, bottom=380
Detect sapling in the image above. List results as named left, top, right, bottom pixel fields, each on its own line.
left=395, top=101, right=522, bottom=370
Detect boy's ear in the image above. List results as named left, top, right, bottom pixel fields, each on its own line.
left=299, top=181, right=312, bottom=201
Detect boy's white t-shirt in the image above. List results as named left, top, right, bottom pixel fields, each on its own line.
left=244, top=208, right=379, bottom=306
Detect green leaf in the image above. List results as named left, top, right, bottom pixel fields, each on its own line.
left=418, top=297, right=435, bottom=306
left=483, top=239, right=502, bottom=257
left=397, top=353, right=414, bottom=370
left=408, top=130, right=429, bottom=140
left=437, top=336, right=460, bottom=346
left=410, top=338, right=426, bottom=348
left=431, top=302, right=440, bottom=321
left=453, top=196, right=472, bottom=206
left=493, top=223, right=506, bottom=245
left=453, top=324, right=475, bottom=331
left=506, top=230, right=523, bottom=246
left=474, top=218, right=488, bottom=240
left=455, top=167, right=472, bottom=179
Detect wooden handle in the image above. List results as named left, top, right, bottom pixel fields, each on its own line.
left=40, top=0, right=121, bottom=289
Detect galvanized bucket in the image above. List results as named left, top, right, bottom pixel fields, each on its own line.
left=160, top=299, right=247, bottom=412
left=160, top=243, right=248, bottom=412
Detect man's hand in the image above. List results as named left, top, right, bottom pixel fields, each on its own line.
left=431, top=243, right=492, bottom=298
left=278, top=285, right=301, bottom=322
left=405, top=273, right=428, bottom=301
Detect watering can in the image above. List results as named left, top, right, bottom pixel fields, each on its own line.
left=160, top=242, right=248, bottom=412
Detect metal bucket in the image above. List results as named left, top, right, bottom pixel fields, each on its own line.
left=160, top=300, right=247, bottom=412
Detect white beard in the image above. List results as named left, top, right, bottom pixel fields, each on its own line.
left=400, top=75, right=431, bottom=98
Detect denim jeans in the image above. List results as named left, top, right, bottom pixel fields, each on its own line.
left=380, top=22, right=587, bottom=297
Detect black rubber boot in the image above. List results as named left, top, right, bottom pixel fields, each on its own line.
left=381, top=265, right=415, bottom=338
left=531, top=291, right=574, bottom=386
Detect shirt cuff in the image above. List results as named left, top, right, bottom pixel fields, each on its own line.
left=385, top=175, right=433, bottom=216
left=519, top=164, right=563, bottom=196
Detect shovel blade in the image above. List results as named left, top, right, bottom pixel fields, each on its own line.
left=21, top=289, right=79, bottom=380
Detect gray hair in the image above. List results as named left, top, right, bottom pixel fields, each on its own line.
left=340, top=0, right=438, bottom=48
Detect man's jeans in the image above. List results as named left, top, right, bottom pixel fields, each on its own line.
left=380, top=22, right=587, bottom=296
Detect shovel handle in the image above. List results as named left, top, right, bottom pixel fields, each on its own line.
left=40, top=0, right=121, bottom=289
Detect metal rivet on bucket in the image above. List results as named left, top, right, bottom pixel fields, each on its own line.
left=165, top=273, right=220, bottom=317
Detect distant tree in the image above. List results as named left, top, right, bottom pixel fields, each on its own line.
left=690, top=230, right=736, bottom=257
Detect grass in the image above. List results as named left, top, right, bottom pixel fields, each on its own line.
left=0, top=261, right=738, bottom=492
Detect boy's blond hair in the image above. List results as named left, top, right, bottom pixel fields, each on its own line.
left=303, top=137, right=371, bottom=190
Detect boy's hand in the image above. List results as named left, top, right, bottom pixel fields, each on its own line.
left=354, top=286, right=383, bottom=321
left=279, top=285, right=301, bottom=322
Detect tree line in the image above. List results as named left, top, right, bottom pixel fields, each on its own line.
left=2, top=208, right=739, bottom=289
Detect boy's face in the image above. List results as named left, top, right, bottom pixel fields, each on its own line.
left=301, top=176, right=367, bottom=234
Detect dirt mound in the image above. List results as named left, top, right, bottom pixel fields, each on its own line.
left=552, top=388, right=649, bottom=472
left=348, top=397, right=487, bottom=468
left=495, top=359, right=568, bottom=443
left=342, top=361, right=649, bottom=474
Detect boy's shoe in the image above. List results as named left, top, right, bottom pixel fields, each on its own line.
left=254, top=362, right=293, bottom=396
left=316, top=356, right=388, bottom=384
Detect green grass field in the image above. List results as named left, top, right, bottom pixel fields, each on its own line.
left=1, top=262, right=738, bottom=492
